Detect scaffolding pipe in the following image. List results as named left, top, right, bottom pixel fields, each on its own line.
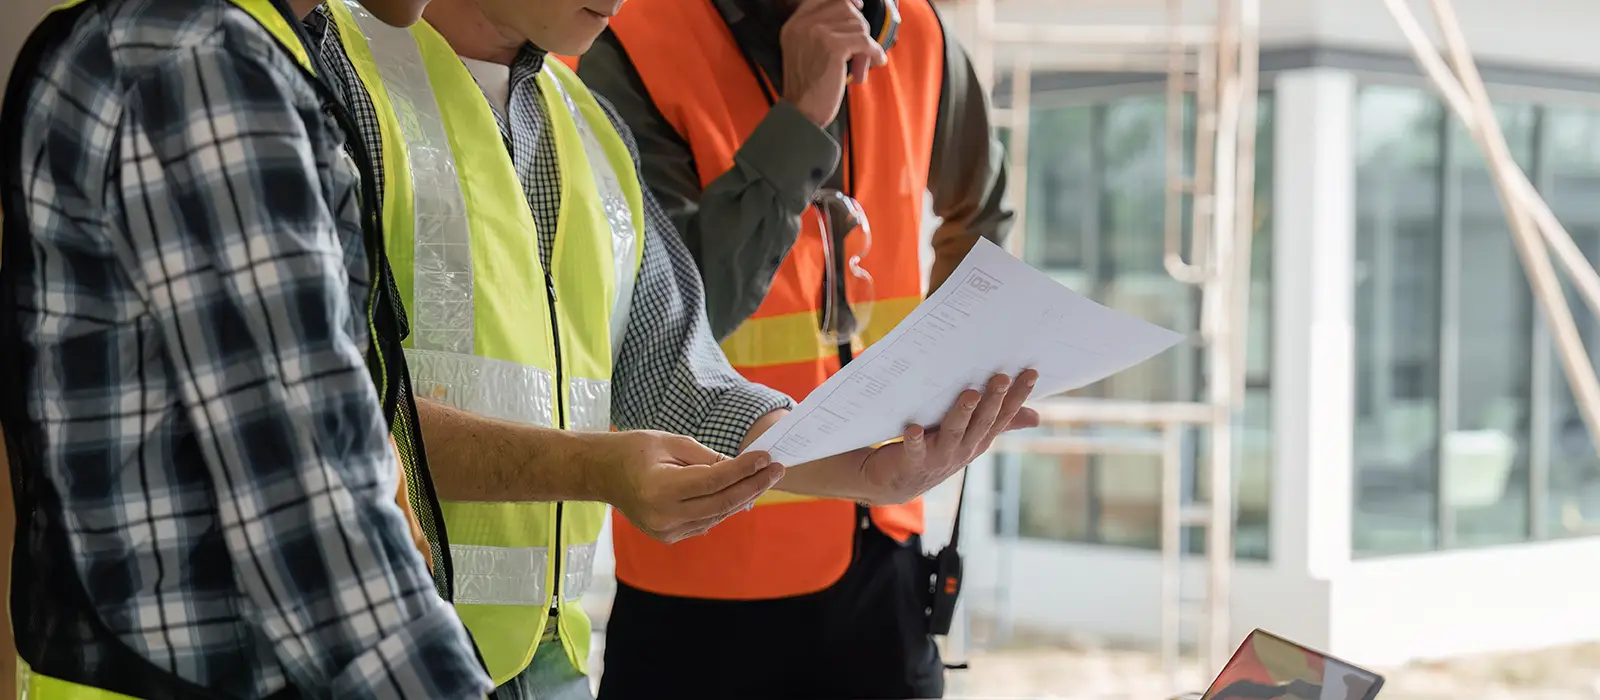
left=1213, top=0, right=1257, bottom=672
left=1007, top=53, right=1034, bottom=260
left=963, top=0, right=1255, bottom=689
left=1164, top=0, right=1208, bottom=284
left=1381, top=0, right=1600, bottom=478
left=1192, top=42, right=1218, bottom=285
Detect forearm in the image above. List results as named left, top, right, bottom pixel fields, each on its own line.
left=576, top=37, right=838, bottom=339
left=415, top=397, right=599, bottom=502
left=688, top=102, right=837, bottom=336
left=739, top=409, right=875, bottom=503
left=608, top=188, right=795, bottom=455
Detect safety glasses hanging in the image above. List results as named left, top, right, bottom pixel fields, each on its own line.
left=812, top=189, right=874, bottom=347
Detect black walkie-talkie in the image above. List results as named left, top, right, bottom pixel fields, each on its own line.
left=925, top=540, right=963, bottom=635
left=862, top=0, right=901, bottom=52
left=923, top=467, right=967, bottom=638
left=847, top=0, right=900, bottom=81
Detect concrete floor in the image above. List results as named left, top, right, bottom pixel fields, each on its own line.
left=584, top=625, right=1600, bottom=699
left=581, top=587, right=1600, bottom=698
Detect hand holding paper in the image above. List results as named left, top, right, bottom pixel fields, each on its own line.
left=745, top=239, right=1184, bottom=478
left=853, top=370, right=1042, bottom=505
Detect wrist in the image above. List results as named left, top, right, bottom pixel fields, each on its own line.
left=781, top=447, right=878, bottom=503
left=567, top=431, right=619, bottom=503
left=780, top=95, right=830, bottom=128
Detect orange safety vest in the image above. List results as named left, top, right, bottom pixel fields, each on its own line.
left=579, top=0, right=945, bottom=600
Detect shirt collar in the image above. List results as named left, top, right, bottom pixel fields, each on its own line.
left=303, top=5, right=332, bottom=52
left=511, top=43, right=548, bottom=85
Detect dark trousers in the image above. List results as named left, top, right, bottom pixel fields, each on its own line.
left=597, top=523, right=945, bottom=700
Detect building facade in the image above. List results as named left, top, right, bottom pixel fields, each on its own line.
left=934, top=0, right=1600, bottom=666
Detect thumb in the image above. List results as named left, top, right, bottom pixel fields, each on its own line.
left=658, top=434, right=722, bottom=466
left=675, top=450, right=772, bottom=499
left=849, top=54, right=869, bottom=85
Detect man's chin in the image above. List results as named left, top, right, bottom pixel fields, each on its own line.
left=544, top=33, right=602, bottom=59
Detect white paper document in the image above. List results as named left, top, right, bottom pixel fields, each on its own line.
left=743, top=238, right=1185, bottom=466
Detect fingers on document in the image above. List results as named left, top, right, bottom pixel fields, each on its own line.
left=900, top=424, right=928, bottom=464
left=993, top=369, right=1040, bottom=433
left=680, top=458, right=783, bottom=520
left=685, top=450, right=771, bottom=496
left=938, top=388, right=982, bottom=446
left=963, top=374, right=1014, bottom=451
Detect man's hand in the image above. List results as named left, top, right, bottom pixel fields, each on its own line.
left=584, top=431, right=785, bottom=543
left=858, top=370, right=1041, bottom=505
left=780, top=0, right=888, bottom=127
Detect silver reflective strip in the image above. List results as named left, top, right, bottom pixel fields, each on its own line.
left=567, top=378, right=612, bottom=433
left=542, top=65, right=638, bottom=363
left=452, top=544, right=548, bottom=607
left=561, top=542, right=597, bottom=602
left=345, top=2, right=476, bottom=356
left=408, top=349, right=556, bottom=427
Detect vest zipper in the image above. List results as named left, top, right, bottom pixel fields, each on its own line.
left=545, top=271, right=566, bottom=620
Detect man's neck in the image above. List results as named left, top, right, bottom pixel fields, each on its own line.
left=291, top=0, right=321, bottom=20
left=423, top=0, right=523, bottom=65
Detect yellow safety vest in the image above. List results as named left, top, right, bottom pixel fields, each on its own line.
left=13, top=0, right=332, bottom=697
left=326, top=0, right=643, bottom=685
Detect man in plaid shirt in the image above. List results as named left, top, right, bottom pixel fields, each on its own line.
left=0, top=0, right=494, bottom=696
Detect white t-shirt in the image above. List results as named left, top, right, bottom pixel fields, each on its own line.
left=458, top=55, right=512, bottom=119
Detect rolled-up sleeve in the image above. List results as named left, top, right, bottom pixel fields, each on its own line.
left=113, top=43, right=489, bottom=698
left=594, top=97, right=795, bottom=456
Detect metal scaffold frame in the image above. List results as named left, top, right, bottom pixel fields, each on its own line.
left=954, top=0, right=1260, bottom=688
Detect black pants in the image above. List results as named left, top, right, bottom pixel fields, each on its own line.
left=597, top=523, right=945, bottom=700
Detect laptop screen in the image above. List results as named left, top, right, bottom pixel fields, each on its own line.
left=1201, top=629, right=1383, bottom=700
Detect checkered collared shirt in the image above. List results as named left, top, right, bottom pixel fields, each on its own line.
left=307, top=11, right=794, bottom=457
left=1, top=1, right=490, bottom=697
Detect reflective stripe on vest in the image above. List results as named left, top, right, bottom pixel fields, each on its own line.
left=18, top=658, right=138, bottom=700
left=10, top=0, right=319, bottom=697
left=596, top=0, right=945, bottom=601
left=329, top=0, right=643, bottom=683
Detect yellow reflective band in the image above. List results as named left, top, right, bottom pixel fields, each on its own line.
left=18, top=657, right=140, bottom=700
left=720, top=296, right=921, bottom=368
left=231, top=0, right=314, bottom=73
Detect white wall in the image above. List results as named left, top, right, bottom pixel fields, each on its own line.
left=1330, top=540, right=1600, bottom=665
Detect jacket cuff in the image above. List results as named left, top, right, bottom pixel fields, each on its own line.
left=734, top=101, right=841, bottom=209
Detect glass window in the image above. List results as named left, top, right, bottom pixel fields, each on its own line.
left=1352, top=86, right=1446, bottom=557
left=1541, top=107, right=1600, bottom=539
left=1009, top=92, right=1275, bottom=560
left=1353, top=86, right=1539, bottom=556
left=1444, top=105, right=1536, bottom=548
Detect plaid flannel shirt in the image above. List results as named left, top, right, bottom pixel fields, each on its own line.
left=2, top=0, right=491, bottom=697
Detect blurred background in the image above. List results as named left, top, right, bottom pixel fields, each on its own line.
left=11, top=0, right=1600, bottom=697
